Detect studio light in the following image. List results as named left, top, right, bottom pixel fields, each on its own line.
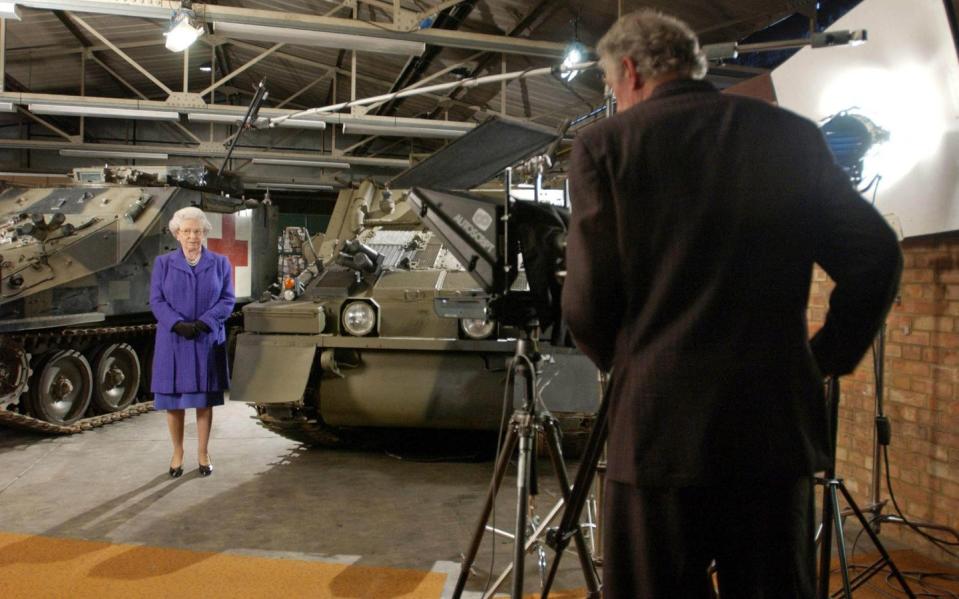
left=560, top=42, right=587, bottom=81
left=820, top=111, right=890, bottom=185
left=165, top=1, right=204, bottom=53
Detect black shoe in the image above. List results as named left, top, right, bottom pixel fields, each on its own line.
left=169, top=465, right=183, bottom=478
left=198, top=456, right=213, bottom=477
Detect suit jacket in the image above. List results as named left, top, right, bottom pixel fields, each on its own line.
left=150, top=248, right=235, bottom=394
left=562, top=79, right=902, bottom=487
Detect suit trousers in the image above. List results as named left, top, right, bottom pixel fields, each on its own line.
left=602, top=476, right=816, bottom=599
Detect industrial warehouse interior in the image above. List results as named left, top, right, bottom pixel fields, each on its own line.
left=1, top=0, right=959, bottom=597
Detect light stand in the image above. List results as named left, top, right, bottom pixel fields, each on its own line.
left=451, top=325, right=601, bottom=599
left=843, top=324, right=959, bottom=582
left=816, top=377, right=916, bottom=599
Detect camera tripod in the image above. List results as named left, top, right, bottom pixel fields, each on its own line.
left=452, top=325, right=601, bottom=599
left=816, top=376, right=915, bottom=599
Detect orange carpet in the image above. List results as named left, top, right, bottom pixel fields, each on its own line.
left=0, top=531, right=446, bottom=598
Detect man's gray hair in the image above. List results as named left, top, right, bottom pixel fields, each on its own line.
left=597, top=9, right=707, bottom=82
left=168, top=206, right=212, bottom=236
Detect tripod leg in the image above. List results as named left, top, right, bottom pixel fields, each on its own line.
left=541, top=384, right=611, bottom=599
left=453, top=423, right=519, bottom=599
left=817, top=479, right=835, bottom=599
left=542, top=416, right=601, bottom=597
left=836, top=484, right=916, bottom=599
left=513, top=414, right=534, bottom=599
left=829, top=482, right=853, bottom=599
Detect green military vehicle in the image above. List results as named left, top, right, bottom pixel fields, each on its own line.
left=231, top=180, right=599, bottom=446
left=0, top=166, right=276, bottom=433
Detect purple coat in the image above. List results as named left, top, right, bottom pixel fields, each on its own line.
left=150, top=248, right=235, bottom=394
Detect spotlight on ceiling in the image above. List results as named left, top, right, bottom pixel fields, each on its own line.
left=560, top=42, right=587, bottom=82
left=165, top=1, right=204, bottom=53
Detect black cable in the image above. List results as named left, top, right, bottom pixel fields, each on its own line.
left=883, top=445, right=959, bottom=558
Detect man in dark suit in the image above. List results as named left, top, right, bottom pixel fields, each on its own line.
left=562, top=9, right=902, bottom=598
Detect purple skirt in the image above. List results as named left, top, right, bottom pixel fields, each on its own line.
left=153, top=392, right=224, bottom=410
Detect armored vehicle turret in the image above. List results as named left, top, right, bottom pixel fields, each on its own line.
left=231, top=181, right=598, bottom=445
left=0, top=166, right=276, bottom=432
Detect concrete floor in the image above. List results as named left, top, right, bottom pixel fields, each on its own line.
left=0, top=399, right=596, bottom=597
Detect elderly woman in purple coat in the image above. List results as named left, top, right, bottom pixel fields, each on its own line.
left=150, top=206, right=235, bottom=478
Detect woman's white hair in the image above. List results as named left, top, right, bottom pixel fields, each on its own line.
left=168, top=206, right=212, bottom=236
left=598, top=9, right=707, bottom=83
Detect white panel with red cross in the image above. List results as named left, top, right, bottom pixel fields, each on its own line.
left=204, top=210, right=253, bottom=298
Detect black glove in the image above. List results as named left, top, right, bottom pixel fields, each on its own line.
left=172, top=321, right=197, bottom=340
left=193, top=320, right=212, bottom=334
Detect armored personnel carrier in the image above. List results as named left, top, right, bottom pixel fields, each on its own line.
left=231, top=181, right=599, bottom=446
left=0, top=166, right=277, bottom=433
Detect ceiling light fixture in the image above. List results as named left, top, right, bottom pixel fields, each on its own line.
left=59, top=149, right=169, bottom=160
left=165, top=1, right=204, bottom=53
left=213, top=21, right=426, bottom=57
left=0, top=2, right=21, bottom=20
left=341, top=124, right=465, bottom=139
left=187, top=112, right=327, bottom=130
left=560, top=42, right=587, bottom=82
left=252, top=158, right=350, bottom=169
left=0, top=101, right=15, bottom=113
left=30, top=103, right=180, bottom=121
left=254, top=182, right=335, bottom=191
left=198, top=62, right=213, bottom=72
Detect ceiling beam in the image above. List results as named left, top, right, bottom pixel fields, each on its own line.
left=0, top=138, right=411, bottom=168
left=52, top=10, right=201, bottom=145
left=0, top=90, right=474, bottom=130
left=18, top=0, right=572, bottom=58
left=373, top=0, right=478, bottom=117
left=433, top=0, right=562, bottom=117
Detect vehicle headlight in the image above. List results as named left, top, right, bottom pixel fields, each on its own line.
left=461, top=318, right=495, bottom=340
left=341, top=301, right=377, bottom=336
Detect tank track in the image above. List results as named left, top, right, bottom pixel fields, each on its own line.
left=254, top=404, right=349, bottom=447
left=0, top=401, right=154, bottom=434
left=1, top=321, right=158, bottom=435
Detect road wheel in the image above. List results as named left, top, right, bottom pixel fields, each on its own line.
left=0, top=344, right=31, bottom=410
left=28, top=350, right=93, bottom=425
left=91, top=343, right=141, bottom=413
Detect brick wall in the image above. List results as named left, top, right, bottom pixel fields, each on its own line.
left=809, top=232, right=959, bottom=565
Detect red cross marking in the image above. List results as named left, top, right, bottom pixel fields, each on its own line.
left=207, top=214, right=248, bottom=289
